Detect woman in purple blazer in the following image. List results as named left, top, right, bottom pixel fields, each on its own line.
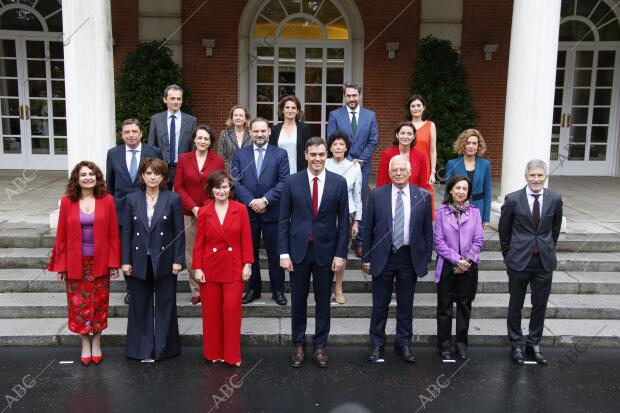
left=434, top=175, right=484, bottom=361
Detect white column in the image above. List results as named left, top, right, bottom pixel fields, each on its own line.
left=63, top=0, right=115, bottom=175
left=489, top=0, right=562, bottom=228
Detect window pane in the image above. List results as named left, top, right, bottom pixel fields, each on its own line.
left=590, top=126, right=608, bottom=143
left=0, top=98, right=20, bottom=116
left=589, top=145, right=607, bottom=160
left=0, top=79, right=19, bottom=97
left=280, top=18, right=323, bottom=39
left=305, top=86, right=322, bottom=103
left=570, top=126, right=587, bottom=143
left=0, top=9, right=43, bottom=31
left=304, top=105, right=321, bottom=121
left=316, top=1, right=342, bottom=24
left=46, top=13, right=62, bottom=32
left=568, top=144, right=585, bottom=160
left=556, top=51, right=566, bottom=68
left=281, top=0, right=301, bottom=15
left=49, top=42, right=63, bottom=59
left=53, top=119, right=66, bottom=136
left=0, top=40, right=17, bottom=57
left=553, top=107, right=561, bottom=124
left=29, top=99, right=49, bottom=116
left=3, top=136, right=21, bottom=154
left=327, top=48, right=345, bottom=60
left=53, top=137, right=67, bottom=155
left=278, top=66, right=295, bottom=84
left=573, top=70, right=591, bottom=87
left=253, top=16, right=277, bottom=38
left=278, top=85, right=295, bottom=100
left=571, top=88, right=589, bottom=106
left=257, top=85, right=273, bottom=102
left=52, top=99, right=65, bottom=117
left=327, top=18, right=349, bottom=40
left=594, top=89, right=612, bottom=105
left=551, top=126, right=560, bottom=143
left=279, top=47, right=296, bottom=61
left=599, top=21, right=620, bottom=41
left=261, top=1, right=287, bottom=23
left=0, top=59, right=17, bottom=77
left=50, top=61, right=64, bottom=79
left=559, top=21, right=594, bottom=41
left=256, top=104, right=273, bottom=121
left=2, top=117, right=20, bottom=134
left=28, top=60, right=47, bottom=78
left=556, top=69, right=565, bottom=87
left=31, top=137, right=49, bottom=154
left=306, top=67, right=322, bottom=84
left=51, top=80, right=64, bottom=98
left=598, top=51, right=615, bottom=68
left=326, top=86, right=342, bottom=103
left=571, top=108, right=588, bottom=124
left=31, top=119, right=49, bottom=136
left=308, top=123, right=321, bottom=138
left=327, top=68, right=343, bottom=84
left=26, top=41, right=45, bottom=58
left=29, top=80, right=47, bottom=98
left=561, top=0, right=576, bottom=18
left=257, top=66, right=273, bottom=83
left=575, top=51, right=593, bottom=68
left=596, top=70, right=613, bottom=87
left=592, top=107, right=610, bottom=124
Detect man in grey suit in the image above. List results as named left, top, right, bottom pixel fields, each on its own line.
left=498, top=159, right=563, bottom=366
left=147, top=84, right=197, bottom=188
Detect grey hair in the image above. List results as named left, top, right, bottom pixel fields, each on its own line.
left=163, top=84, right=183, bottom=97
left=343, top=81, right=362, bottom=94
left=525, top=159, right=548, bottom=175
left=388, top=154, right=411, bottom=173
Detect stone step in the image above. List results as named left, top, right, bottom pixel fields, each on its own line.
left=0, top=269, right=618, bottom=295
left=1, top=291, right=618, bottom=320
left=1, top=317, right=617, bottom=347
left=4, top=247, right=620, bottom=272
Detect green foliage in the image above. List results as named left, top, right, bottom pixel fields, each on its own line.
left=410, top=36, right=477, bottom=178
left=115, top=41, right=192, bottom=142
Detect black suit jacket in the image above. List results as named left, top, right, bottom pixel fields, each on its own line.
left=147, top=111, right=197, bottom=162
left=498, top=187, right=563, bottom=272
left=269, top=121, right=311, bottom=173
left=106, top=144, right=163, bottom=226
left=121, top=190, right=185, bottom=279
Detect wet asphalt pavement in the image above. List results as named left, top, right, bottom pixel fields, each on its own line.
left=0, top=346, right=618, bottom=413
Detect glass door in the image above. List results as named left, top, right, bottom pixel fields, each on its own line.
left=551, top=46, right=619, bottom=175
left=251, top=42, right=349, bottom=139
left=0, top=35, right=66, bottom=170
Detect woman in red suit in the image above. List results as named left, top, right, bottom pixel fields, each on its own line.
left=193, top=170, right=253, bottom=366
left=174, top=125, right=225, bottom=305
left=48, top=161, right=120, bottom=365
left=377, top=121, right=429, bottom=189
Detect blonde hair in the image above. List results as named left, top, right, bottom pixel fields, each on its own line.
left=224, top=105, right=251, bottom=129
left=453, top=129, right=487, bottom=156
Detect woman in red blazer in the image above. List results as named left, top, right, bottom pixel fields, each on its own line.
left=48, top=161, right=120, bottom=365
left=174, top=125, right=225, bottom=304
left=193, top=170, right=253, bottom=366
left=377, top=121, right=429, bottom=189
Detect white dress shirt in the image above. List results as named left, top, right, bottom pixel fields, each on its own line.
left=347, top=106, right=360, bottom=124
left=253, top=142, right=269, bottom=164
left=166, top=111, right=182, bottom=162
left=391, top=184, right=411, bottom=246
left=325, top=158, right=362, bottom=220
left=308, top=168, right=326, bottom=209
left=125, top=143, right=142, bottom=172
left=278, top=125, right=297, bottom=173
left=526, top=186, right=544, bottom=217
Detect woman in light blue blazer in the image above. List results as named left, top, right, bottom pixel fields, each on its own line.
left=444, top=129, right=491, bottom=225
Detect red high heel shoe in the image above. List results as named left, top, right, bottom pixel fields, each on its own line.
left=80, top=356, right=92, bottom=366
left=92, top=355, right=104, bottom=364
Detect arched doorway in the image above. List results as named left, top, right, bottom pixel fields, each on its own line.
left=239, top=0, right=364, bottom=138
left=552, top=0, right=620, bottom=175
left=0, top=0, right=66, bottom=170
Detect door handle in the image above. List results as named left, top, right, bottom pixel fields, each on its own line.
left=25, top=106, right=30, bottom=120
left=566, top=113, right=572, bottom=128
left=560, top=113, right=566, bottom=127
left=18, top=105, right=24, bottom=120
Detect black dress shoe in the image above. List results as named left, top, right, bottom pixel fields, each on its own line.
left=455, top=343, right=468, bottom=360
left=242, top=289, right=261, bottom=304
left=291, top=346, right=304, bottom=368
left=525, top=345, right=548, bottom=365
left=123, top=292, right=130, bottom=305
left=511, top=347, right=524, bottom=365
left=313, top=348, right=328, bottom=368
left=368, top=346, right=385, bottom=363
left=272, top=292, right=287, bottom=306
left=440, top=351, right=453, bottom=360
left=456, top=351, right=468, bottom=361
left=394, top=345, right=417, bottom=363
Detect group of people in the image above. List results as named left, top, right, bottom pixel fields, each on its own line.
left=48, top=81, right=563, bottom=369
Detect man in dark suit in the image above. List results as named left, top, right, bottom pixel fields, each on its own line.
left=279, top=137, right=349, bottom=368
left=147, top=84, right=197, bottom=188
left=362, top=155, right=433, bottom=364
left=232, top=117, right=290, bottom=306
left=106, top=118, right=162, bottom=304
left=499, top=159, right=563, bottom=366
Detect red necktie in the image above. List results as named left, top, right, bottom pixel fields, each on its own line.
left=312, top=177, right=319, bottom=217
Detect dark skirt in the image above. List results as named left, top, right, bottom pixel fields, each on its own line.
left=65, top=256, right=110, bottom=334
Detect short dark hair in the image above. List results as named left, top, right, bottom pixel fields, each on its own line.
left=327, top=131, right=351, bottom=155
left=405, top=94, right=427, bottom=120
left=343, top=81, right=362, bottom=94
left=205, top=169, right=234, bottom=199
left=138, top=158, right=168, bottom=191
left=278, top=95, right=302, bottom=121
left=249, top=117, right=270, bottom=130
left=163, top=84, right=183, bottom=97
left=392, top=121, right=417, bottom=146
left=192, top=124, right=217, bottom=151
left=121, top=118, right=142, bottom=130
left=443, top=175, right=472, bottom=205
left=305, top=136, right=327, bottom=152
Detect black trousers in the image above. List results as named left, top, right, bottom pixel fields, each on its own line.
left=248, top=220, right=284, bottom=294
left=290, top=243, right=334, bottom=349
left=436, top=262, right=478, bottom=351
left=507, top=254, right=553, bottom=347
left=125, top=257, right=180, bottom=360
left=369, top=246, right=417, bottom=348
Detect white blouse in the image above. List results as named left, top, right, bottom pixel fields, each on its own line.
left=325, top=158, right=363, bottom=220
left=278, top=125, right=297, bottom=174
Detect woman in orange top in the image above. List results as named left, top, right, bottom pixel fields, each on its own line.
left=376, top=121, right=428, bottom=189
left=193, top=170, right=253, bottom=366
left=406, top=94, right=437, bottom=217
left=48, top=161, right=120, bottom=365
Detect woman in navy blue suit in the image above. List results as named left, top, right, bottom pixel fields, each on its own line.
left=444, top=129, right=491, bottom=226
left=122, top=157, right=185, bottom=361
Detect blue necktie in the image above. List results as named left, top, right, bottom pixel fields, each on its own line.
left=169, top=114, right=176, bottom=163
left=129, top=149, right=138, bottom=181
left=393, top=190, right=404, bottom=251
left=256, top=147, right=265, bottom=178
